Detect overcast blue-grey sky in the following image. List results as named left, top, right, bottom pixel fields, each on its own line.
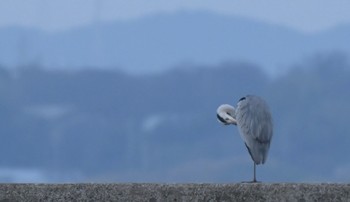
left=1, top=0, right=350, bottom=33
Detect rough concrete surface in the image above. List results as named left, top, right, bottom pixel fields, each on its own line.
left=0, top=183, right=349, bottom=202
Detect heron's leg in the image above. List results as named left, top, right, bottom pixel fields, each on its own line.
left=241, top=162, right=260, bottom=183
left=253, top=162, right=257, bottom=182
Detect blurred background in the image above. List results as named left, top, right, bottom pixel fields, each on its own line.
left=0, top=0, right=349, bottom=183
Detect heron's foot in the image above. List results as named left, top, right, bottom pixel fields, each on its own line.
left=241, top=180, right=261, bottom=183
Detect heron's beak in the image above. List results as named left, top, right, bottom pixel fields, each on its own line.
left=217, top=113, right=237, bottom=125
left=226, top=116, right=237, bottom=125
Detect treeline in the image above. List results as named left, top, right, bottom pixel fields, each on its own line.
left=0, top=53, right=349, bottom=182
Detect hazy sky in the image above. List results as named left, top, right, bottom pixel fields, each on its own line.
left=0, top=0, right=350, bottom=33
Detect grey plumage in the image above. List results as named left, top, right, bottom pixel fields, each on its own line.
left=217, top=95, right=273, bottom=182
left=235, top=95, right=273, bottom=164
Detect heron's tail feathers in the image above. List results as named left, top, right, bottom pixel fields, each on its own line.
left=245, top=142, right=270, bottom=165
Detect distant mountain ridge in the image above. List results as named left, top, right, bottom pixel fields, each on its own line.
left=0, top=11, right=349, bottom=75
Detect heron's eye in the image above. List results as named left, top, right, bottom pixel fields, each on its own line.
left=217, top=114, right=226, bottom=123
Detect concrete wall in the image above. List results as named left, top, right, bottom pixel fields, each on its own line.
left=0, top=183, right=349, bottom=201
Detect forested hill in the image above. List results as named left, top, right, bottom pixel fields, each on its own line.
left=0, top=54, right=349, bottom=182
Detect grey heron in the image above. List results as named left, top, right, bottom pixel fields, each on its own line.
left=217, top=95, right=273, bottom=182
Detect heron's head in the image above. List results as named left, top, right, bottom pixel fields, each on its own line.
left=216, top=104, right=237, bottom=125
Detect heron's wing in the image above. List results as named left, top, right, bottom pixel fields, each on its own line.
left=236, top=96, right=273, bottom=164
